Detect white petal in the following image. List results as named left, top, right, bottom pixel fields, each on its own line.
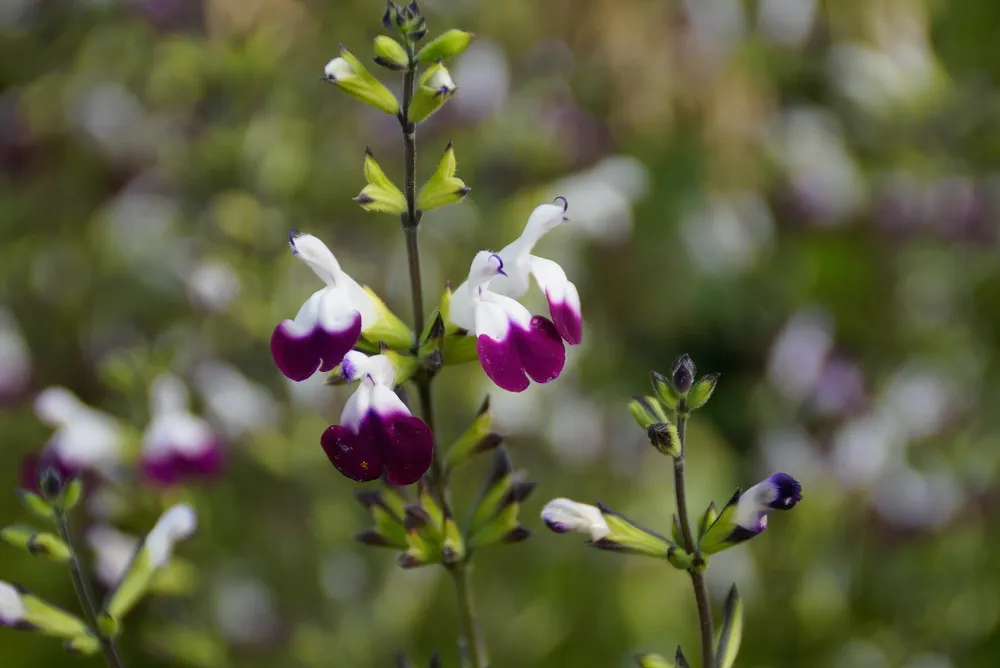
left=149, top=374, right=190, bottom=416
left=427, top=67, right=456, bottom=91
left=448, top=279, right=475, bottom=330
left=291, top=233, right=343, bottom=286
left=450, top=252, right=506, bottom=330
left=733, top=480, right=775, bottom=529
left=317, top=285, right=363, bottom=331
left=365, top=354, right=396, bottom=387
left=526, top=255, right=579, bottom=308
left=87, top=526, right=138, bottom=587
left=34, top=386, right=84, bottom=425
left=339, top=276, right=380, bottom=330
left=340, top=384, right=372, bottom=433
left=287, top=289, right=325, bottom=333
left=508, top=203, right=568, bottom=257
left=51, top=411, right=124, bottom=469
left=474, top=291, right=532, bottom=340
left=0, top=581, right=25, bottom=624
left=324, top=57, right=355, bottom=81
left=146, top=504, right=197, bottom=568
left=370, top=383, right=409, bottom=417
left=340, top=351, right=371, bottom=382
left=143, top=412, right=215, bottom=457
left=541, top=498, right=610, bottom=541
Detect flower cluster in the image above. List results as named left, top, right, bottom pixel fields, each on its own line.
left=541, top=355, right=803, bottom=668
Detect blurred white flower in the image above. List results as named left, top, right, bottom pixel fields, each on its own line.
left=87, top=525, right=139, bottom=587
left=547, top=155, right=650, bottom=244
left=34, top=386, right=125, bottom=472
left=757, top=0, right=817, bottom=48
left=453, top=40, right=509, bottom=120
left=767, top=308, right=834, bottom=402
left=194, top=361, right=279, bottom=438
left=212, top=573, right=279, bottom=646
left=681, top=190, right=774, bottom=275
left=186, top=258, right=241, bottom=311
left=0, top=308, right=31, bottom=400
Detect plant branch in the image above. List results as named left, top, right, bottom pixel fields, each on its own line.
left=674, top=400, right=714, bottom=668
left=397, top=41, right=487, bottom=668
left=53, top=508, right=126, bottom=668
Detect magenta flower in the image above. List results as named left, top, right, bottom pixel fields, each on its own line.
left=321, top=352, right=433, bottom=485
left=271, top=233, right=379, bottom=382
left=139, top=374, right=224, bottom=486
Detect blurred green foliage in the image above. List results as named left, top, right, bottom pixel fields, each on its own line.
left=3, top=0, right=1000, bottom=667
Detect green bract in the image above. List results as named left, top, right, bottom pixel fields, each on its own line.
left=417, top=142, right=469, bottom=211
left=324, top=46, right=400, bottom=115
left=416, top=30, right=474, bottom=63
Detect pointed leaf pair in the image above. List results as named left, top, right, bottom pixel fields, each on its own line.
left=354, top=486, right=409, bottom=550
left=399, top=483, right=464, bottom=566
left=417, top=142, right=470, bottom=212
left=467, top=448, right=534, bottom=548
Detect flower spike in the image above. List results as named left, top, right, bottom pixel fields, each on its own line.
left=700, top=472, right=803, bottom=554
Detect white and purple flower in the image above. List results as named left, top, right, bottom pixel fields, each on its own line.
left=320, top=352, right=433, bottom=485
left=540, top=498, right=610, bottom=541
left=139, top=374, right=224, bottom=486
left=0, top=581, right=27, bottom=630
left=701, top=472, right=803, bottom=554
left=490, top=198, right=582, bottom=345
left=32, top=387, right=125, bottom=479
left=271, top=232, right=379, bottom=382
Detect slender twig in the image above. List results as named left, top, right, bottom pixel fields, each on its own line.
left=53, top=508, right=126, bottom=668
left=397, top=40, right=488, bottom=668
left=674, top=400, right=715, bottom=668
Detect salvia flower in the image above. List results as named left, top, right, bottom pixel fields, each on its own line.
left=491, top=199, right=582, bottom=345
left=321, top=352, right=433, bottom=485
left=34, top=387, right=124, bottom=476
left=540, top=498, right=609, bottom=540
left=104, top=504, right=198, bottom=622
left=0, top=580, right=98, bottom=653
left=0, top=581, right=27, bottom=629
left=408, top=62, right=457, bottom=124
left=700, top=472, right=803, bottom=554
left=323, top=46, right=400, bottom=115
left=140, top=374, right=224, bottom=486
left=271, top=232, right=384, bottom=382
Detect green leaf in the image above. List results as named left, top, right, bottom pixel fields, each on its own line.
left=698, top=502, right=718, bottom=539
left=59, top=478, right=83, bottom=511
left=416, top=30, right=474, bottom=63
left=716, top=584, right=744, bottom=668
left=629, top=395, right=669, bottom=430
left=651, top=371, right=680, bottom=409
left=688, top=373, right=720, bottom=410
left=698, top=490, right=742, bottom=555
left=17, top=491, right=54, bottom=522
left=468, top=503, right=518, bottom=548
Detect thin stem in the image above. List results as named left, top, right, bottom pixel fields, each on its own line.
left=397, top=41, right=487, bottom=668
left=53, top=508, right=126, bottom=668
left=674, top=401, right=715, bottom=668
left=450, top=565, right=487, bottom=668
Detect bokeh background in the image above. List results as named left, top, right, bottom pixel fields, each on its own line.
left=3, top=0, right=1000, bottom=666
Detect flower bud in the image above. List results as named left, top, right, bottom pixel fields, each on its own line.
left=417, top=142, right=469, bottom=211
left=323, top=46, right=400, bottom=115
left=39, top=467, right=62, bottom=501
left=16, top=491, right=54, bottom=522
left=634, top=653, right=673, bottom=668
left=416, top=30, right=474, bottom=64
left=646, top=422, right=681, bottom=457
left=672, top=354, right=696, bottom=394
left=373, top=35, right=409, bottom=71
left=1, top=526, right=71, bottom=562
left=716, top=584, right=744, bottom=668
left=628, top=395, right=669, bottom=430
left=0, top=581, right=99, bottom=653
left=445, top=396, right=502, bottom=469
left=687, top=373, right=720, bottom=410
left=408, top=63, right=456, bottom=124
left=355, top=147, right=406, bottom=215
left=650, top=371, right=680, bottom=409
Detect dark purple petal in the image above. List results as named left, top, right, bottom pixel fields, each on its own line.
left=543, top=518, right=571, bottom=533
left=514, top=316, right=566, bottom=384
left=180, top=442, right=225, bottom=476
left=140, top=440, right=225, bottom=487
left=377, top=414, right=434, bottom=486
left=546, top=292, right=582, bottom=345
left=140, top=455, right=182, bottom=486
left=321, top=424, right=384, bottom=482
left=766, top=472, right=803, bottom=510
left=270, top=312, right=362, bottom=381
left=477, top=332, right=530, bottom=392
left=725, top=524, right=763, bottom=544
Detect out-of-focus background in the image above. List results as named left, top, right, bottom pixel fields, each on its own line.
left=3, top=0, right=1000, bottom=666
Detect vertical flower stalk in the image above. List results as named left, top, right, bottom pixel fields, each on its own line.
left=45, top=473, right=127, bottom=668
left=394, top=25, right=488, bottom=668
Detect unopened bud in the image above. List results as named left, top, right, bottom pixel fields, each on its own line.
left=647, top=422, right=681, bottom=457
left=39, top=468, right=62, bottom=501
left=672, top=354, right=696, bottom=394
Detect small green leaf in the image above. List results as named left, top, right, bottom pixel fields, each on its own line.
left=417, top=142, right=469, bottom=211
left=445, top=397, right=500, bottom=468
left=17, top=491, right=54, bottom=522
left=675, top=646, right=691, bottom=668
left=688, top=373, right=720, bottom=410
left=651, top=371, right=680, bottom=409
left=355, top=148, right=406, bottom=215
left=416, top=29, right=473, bottom=63
left=716, top=584, right=744, bottom=668
left=629, top=395, right=669, bottom=430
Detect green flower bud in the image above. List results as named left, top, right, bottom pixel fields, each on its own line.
left=408, top=63, right=456, bottom=124
left=650, top=371, right=680, bottom=409
left=416, top=30, right=474, bottom=64
left=716, top=585, right=744, bottom=668
left=417, top=142, right=469, bottom=211
left=445, top=397, right=502, bottom=469
left=672, top=354, right=696, bottom=394
left=687, top=373, right=720, bottom=410
left=355, top=147, right=406, bottom=215
left=373, top=35, right=409, bottom=71
left=0, top=581, right=97, bottom=652
left=323, top=46, right=400, bottom=115
left=628, top=395, right=669, bottom=430
left=1, top=526, right=71, bottom=562
left=647, top=422, right=681, bottom=457
left=16, top=491, right=54, bottom=522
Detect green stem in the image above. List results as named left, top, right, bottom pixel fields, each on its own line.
left=674, top=401, right=714, bottom=668
left=53, top=508, right=126, bottom=668
left=397, top=42, right=487, bottom=668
